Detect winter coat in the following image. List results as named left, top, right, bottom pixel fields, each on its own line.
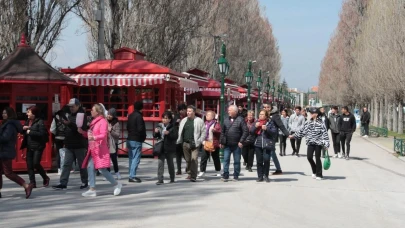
left=279, top=116, right=290, bottom=135
left=220, top=115, right=248, bottom=147
left=204, top=120, right=221, bottom=148
left=64, top=108, right=88, bottom=149
left=108, top=118, right=120, bottom=144
left=127, top=110, right=146, bottom=142
left=21, top=118, right=47, bottom=151
left=270, top=106, right=290, bottom=140
left=0, top=120, right=23, bottom=159
left=294, top=118, right=330, bottom=148
left=250, top=119, right=278, bottom=149
left=177, top=116, right=206, bottom=147
left=360, top=111, right=370, bottom=124
left=153, top=123, right=179, bottom=154
left=328, top=113, right=340, bottom=134
left=82, top=116, right=110, bottom=169
left=320, top=114, right=329, bottom=131
left=289, top=113, right=306, bottom=133
left=338, top=113, right=356, bottom=133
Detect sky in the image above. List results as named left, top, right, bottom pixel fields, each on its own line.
left=49, top=0, right=343, bottom=92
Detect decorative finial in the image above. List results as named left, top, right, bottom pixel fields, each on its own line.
left=221, top=43, right=226, bottom=58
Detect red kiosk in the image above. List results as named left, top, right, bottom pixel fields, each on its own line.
left=62, top=47, right=199, bottom=155
left=0, top=34, right=77, bottom=171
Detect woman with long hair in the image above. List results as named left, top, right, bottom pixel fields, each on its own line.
left=154, top=111, right=178, bottom=185
left=0, top=107, right=33, bottom=198
left=21, top=106, right=50, bottom=188
left=106, top=108, right=121, bottom=179
left=78, top=104, right=122, bottom=197
left=279, top=109, right=290, bottom=156
left=250, top=110, right=278, bottom=182
left=293, top=107, right=330, bottom=180
left=242, top=110, right=255, bottom=172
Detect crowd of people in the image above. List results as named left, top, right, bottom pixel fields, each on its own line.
left=0, top=97, right=366, bottom=199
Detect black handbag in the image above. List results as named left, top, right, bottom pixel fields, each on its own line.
left=153, top=140, right=163, bottom=156
left=243, top=134, right=256, bottom=146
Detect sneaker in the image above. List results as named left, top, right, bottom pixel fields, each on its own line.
left=52, top=184, right=67, bottom=190
left=363, top=135, right=369, bottom=138
left=333, top=154, right=338, bottom=158
left=221, top=177, right=228, bottom=182
left=115, top=172, right=122, bottom=180
left=216, top=172, right=222, bottom=177
left=186, top=175, right=191, bottom=180
left=345, top=155, right=350, bottom=160
left=316, top=177, right=323, bottom=181
left=57, top=169, right=61, bottom=176
left=272, top=170, right=283, bottom=175
left=264, top=176, right=270, bottom=183
left=233, top=177, right=239, bottom=182
left=156, top=180, right=164, bottom=185
left=312, top=174, right=316, bottom=179
left=295, top=154, right=300, bottom=157
left=102, top=177, right=107, bottom=181
left=82, top=190, right=97, bottom=197
left=338, top=153, right=343, bottom=159
left=114, top=183, right=122, bottom=196
left=128, top=177, right=142, bottom=183
left=256, top=177, right=264, bottom=182
left=80, top=183, right=88, bottom=189
left=197, top=172, right=205, bottom=178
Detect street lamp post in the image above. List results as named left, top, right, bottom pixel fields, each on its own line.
left=245, top=61, right=253, bottom=110
left=271, top=79, right=275, bottom=106
left=217, top=43, right=229, bottom=162
left=257, top=70, right=263, bottom=109
left=265, top=77, right=270, bottom=104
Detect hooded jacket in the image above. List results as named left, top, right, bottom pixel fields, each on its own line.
left=294, top=117, right=330, bottom=148
left=0, top=120, right=23, bottom=159
left=328, top=113, right=340, bottom=134
left=338, top=112, right=356, bottom=133
left=270, top=106, right=290, bottom=136
left=289, top=112, right=306, bottom=133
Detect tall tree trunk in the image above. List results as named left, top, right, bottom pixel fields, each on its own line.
left=398, top=101, right=403, bottom=134
left=374, top=97, right=379, bottom=127
left=379, top=99, right=384, bottom=127
left=393, top=102, right=398, bottom=132
left=387, top=100, right=392, bottom=131
left=370, top=101, right=374, bottom=124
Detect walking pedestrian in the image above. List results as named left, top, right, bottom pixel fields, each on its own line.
left=21, top=106, right=50, bottom=188
left=361, top=107, right=371, bottom=138
left=292, top=107, right=330, bottom=180
left=107, top=108, right=121, bottom=180
left=0, top=107, right=33, bottom=199
left=251, top=110, right=278, bottom=182
left=78, top=104, right=122, bottom=197
left=50, top=105, right=70, bottom=175
left=52, top=98, right=89, bottom=190
left=174, top=104, right=187, bottom=175
left=127, top=101, right=146, bottom=183
left=154, top=111, right=178, bottom=185
left=198, top=111, right=222, bottom=178
left=177, top=105, right=206, bottom=182
left=219, top=105, right=248, bottom=182
left=242, top=110, right=255, bottom=172
left=237, top=104, right=247, bottom=119
left=338, top=106, right=356, bottom=160
left=328, top=106, right=341, bottom=158
left=289, top=106, right=306, bottom=157
left=279, top=109, right=289, bottom=156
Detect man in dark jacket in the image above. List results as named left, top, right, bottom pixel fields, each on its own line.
left=53, top=98, right=88, bottom=190
left=360, top=107, right=371, bottom=138
left=220, top=105, right=248, bottom=181
left=267, top=104, right=290, bottom=175
left=328, top=106, right=341, bottom=158
left=127, top=101, right=146, bottom=183
left=338, top=106, right=356, bottom=160
left=237, top=104, right=247, bottom=119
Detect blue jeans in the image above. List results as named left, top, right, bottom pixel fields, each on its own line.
left=87, top=157, right=117, bottom=188
left=127, top=140, right=142, bottom=179
left=223, top=146, right=241, bottom=178
left=271, top=150, right=281, bottom=171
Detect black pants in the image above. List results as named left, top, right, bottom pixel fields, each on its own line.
left=175, top=143, right=186, bottom=172
left=107, top=144, right=119, bottom=173
left=340, top=132, right=353, bottom=156
left=158, top=152, right=175, bottom=181
left=307, top=145, right=322, bottom=177
left=255, top=147, right=272, bottom=178
left=363, top=123, right=369, bottom=136
left=279, top=135, right=287, bottom=155
left=54, top=139, right=64, bottom=168
left=331, top=132, right=340, bottom=154
left=242, top=145, right=255, bottom=168
left=26, top=148, right=48, bottom=184
left=200, top=147, right=221, bottom=172
left=290, top=131, right=302, bottom=154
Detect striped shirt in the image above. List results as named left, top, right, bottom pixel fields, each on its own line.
left=294, top=118, right=330, bottom=148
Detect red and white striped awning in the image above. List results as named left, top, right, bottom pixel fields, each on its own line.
left=66, top=74, right=170, bottom=86
left=178, top=78, right=199, bottom=93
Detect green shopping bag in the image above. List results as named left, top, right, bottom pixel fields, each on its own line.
left=323, top=149, right=331, bottom=170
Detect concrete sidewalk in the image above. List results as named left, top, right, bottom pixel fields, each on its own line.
left=358, top=133, right=405, bottom=162
left=0, top=134, right=404, bottom=228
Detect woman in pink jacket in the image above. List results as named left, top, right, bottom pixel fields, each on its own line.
left=78, top=104, right=122, bottom=197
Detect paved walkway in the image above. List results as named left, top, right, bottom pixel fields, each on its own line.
left=0, top=134, right=404, bottom=228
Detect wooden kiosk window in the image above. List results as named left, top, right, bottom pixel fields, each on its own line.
left=103, top=87, right=129, bottom=118
left=205, top=100, right=218, bottom=113
left=73, top=87, right=98, bottom=114
left=134, top=88, right=160, bottom=118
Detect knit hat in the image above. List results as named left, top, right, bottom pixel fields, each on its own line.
left=108, top=108, right=117, bottom=118
left=134, top=101, right=143, bottom=111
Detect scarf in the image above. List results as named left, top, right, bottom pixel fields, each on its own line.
left=205, top=120, right=216, bottom=140
left=255, top=119, right=268, bottom=135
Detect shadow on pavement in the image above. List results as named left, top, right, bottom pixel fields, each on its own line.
left=324, top=176, right=346, bottom=180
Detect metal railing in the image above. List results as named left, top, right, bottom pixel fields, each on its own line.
left=369, top=126, right=388, bottom=137
left=394, top=137, right=404, bottom=156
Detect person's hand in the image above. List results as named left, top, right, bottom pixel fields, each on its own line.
left=62, top=120, right=70, bottom=125
left=202, top=141, right=206, bottom=145
left=219, top=144, right=224, bottom=149
left=288, top=135, right=294, bottom=139
left=108, top=126, right=112, bottom=132
left=23, top=126, right=30, bottom=130
left=27, top=130, right=30, bottom=134
left=77, top=128, right=84, bottom=134
left=238, top=142, right=243, bottom=148
left=262, top=125, right=267, bottom=130
left=255, top=122, right=260, bottom=127
left=155, top=128, right=159, bottom=133
left=88, top=135, right=94, bottom=141
left=163, top=130, right=169, bottom=135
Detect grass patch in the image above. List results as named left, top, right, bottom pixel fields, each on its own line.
left=388, top=131, right=405, bottom=139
